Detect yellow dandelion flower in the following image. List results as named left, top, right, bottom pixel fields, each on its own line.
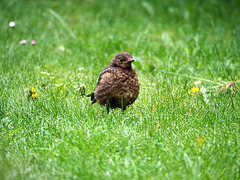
left=30, top=87, right=36, bottom=94
left=188, top=91, right=193, bottom=96
left=32, top=93, right=38, bottom=99
left=189, top=87, right=201, bottom=96
left=192, top=87, right=201, bottom=94
left=191, top=87, right=200, bottom=93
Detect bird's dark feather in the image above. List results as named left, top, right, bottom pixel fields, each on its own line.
left=87, top=52, right=140, bottom=112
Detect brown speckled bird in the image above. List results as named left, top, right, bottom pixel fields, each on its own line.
left=87, top=52, right=140, bottom=113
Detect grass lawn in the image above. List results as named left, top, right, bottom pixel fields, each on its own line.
left=1, top=0, right=240, bottom=179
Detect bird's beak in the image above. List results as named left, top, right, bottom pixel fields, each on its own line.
left=128, top=59, right=135, bottom=63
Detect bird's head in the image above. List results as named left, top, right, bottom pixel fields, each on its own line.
left=111, top=52, right=134, bottom=69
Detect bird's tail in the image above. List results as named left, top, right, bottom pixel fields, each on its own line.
left=86, top=92, right=97, bottom=104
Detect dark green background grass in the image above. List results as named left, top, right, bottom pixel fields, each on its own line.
left=0, top=0, right=240, bottom=179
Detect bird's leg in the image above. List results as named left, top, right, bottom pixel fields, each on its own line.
left=121, top=96, right=125, bottom=114
left=121, top=95, right=124, bottom=111
left=122, top=107, right=126, bottom=115
left=106, top=102, right=111, bottom=114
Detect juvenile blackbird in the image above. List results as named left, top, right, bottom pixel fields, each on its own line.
left=87, top=52, right=140, bottom=112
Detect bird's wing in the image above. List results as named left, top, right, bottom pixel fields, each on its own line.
left=93, top=67, right=123, bottom=102
left=96, top=68, right=119, bottom=86
left=87, top=68, right=118, bottom=104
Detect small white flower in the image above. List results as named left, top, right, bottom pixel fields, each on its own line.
left=9, top=21, right=15, bottom=28
left=20, top=40, right=27, bottom=45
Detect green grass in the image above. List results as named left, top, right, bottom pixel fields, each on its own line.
left=1, top=0, right=240, bottom=179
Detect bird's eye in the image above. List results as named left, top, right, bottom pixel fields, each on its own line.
left=120, top=59, right=124, bottom=62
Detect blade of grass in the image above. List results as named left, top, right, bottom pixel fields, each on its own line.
left=214, top=46, right=234, bottom=80
left=48, top=8, right=76, bottom=39
left=161, top=71, right=223, bottom=86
